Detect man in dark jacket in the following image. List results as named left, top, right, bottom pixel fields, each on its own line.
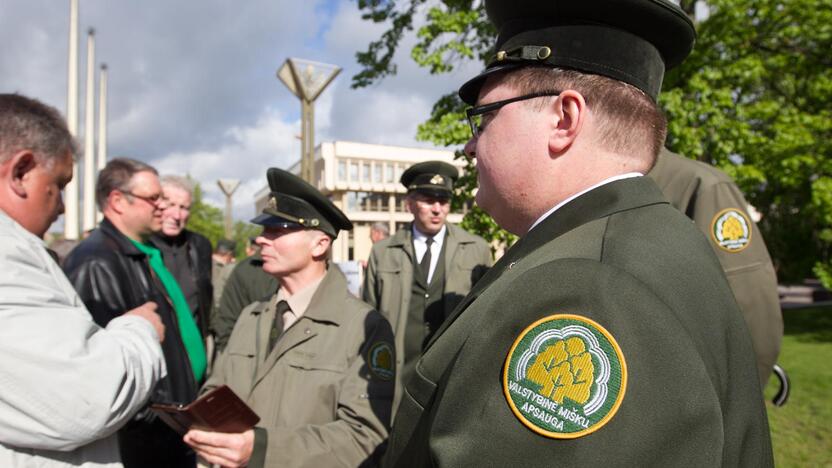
left=64, top=158, right=204, bottom=467
left=151, top=175, right=214, bottom=339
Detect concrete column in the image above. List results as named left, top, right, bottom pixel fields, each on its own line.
left=64, top=0, right=80, bottom=240
left=95, top=64, right=107, bottom=222
left=82, top=29, right=96, bottom=232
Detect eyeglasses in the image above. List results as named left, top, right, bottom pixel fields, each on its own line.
left=466, top=90, right=561, bottom=138
left=122, top=190, right=164, bottom=206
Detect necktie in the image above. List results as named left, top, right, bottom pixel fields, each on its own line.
left=269, top=300, right=291, bottom=353
left=420, top=237, right=434, bottom=284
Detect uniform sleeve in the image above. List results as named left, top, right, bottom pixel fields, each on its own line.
left=0, top=236, right=165, bottom=451
left=692, top=181, right=783, bottom=385
left=393, top=259, right=771, bottom=467
left=211, top=262, right=249, bottom=351
left=362, top=247, right=381, bottom=309
left=259, top=310, right=395, bottom=468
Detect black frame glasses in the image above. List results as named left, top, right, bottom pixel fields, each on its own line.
left=465, top=90, right=561, bottom=138
left=122, top=190, right=164, bottom=206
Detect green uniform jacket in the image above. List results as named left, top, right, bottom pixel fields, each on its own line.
left=362, top=223, right=491, bottom=411
left=210, top=253, right=278, bottom=351
left=206, top=268, right=395, bottom=467
left=384, top=177, right=773, bottom=467
left=649, top=149, right=783, bottom=386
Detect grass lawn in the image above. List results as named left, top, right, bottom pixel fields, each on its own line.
left=763, top=305, right=832, bottom=467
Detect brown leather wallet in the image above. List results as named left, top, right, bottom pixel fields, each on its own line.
left=151, top=385, right=260, bottom=435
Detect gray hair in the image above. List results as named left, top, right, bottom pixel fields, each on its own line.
left=371, top=222, right=390, bottom=236
left=96, top=157, right=158, bottom=210
left=160, top=174, right=195, bottom=198
left=0, top=93, right=79, bottom=166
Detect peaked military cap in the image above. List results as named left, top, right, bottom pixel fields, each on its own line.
left=251, top=168, right=352, bottom=238
left=459, top=0, right=696, bottom=104
left=215, top=239, right=236, bottom=254
left=401, top=161, right=459, bottom=199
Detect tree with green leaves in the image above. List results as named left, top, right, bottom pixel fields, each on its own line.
left=186, top=182, right=260, bottom=259
left=352, top=0, right=832, bottom=287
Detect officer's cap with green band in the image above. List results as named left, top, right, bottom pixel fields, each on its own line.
left=458, top=0, right=696, bottom=104
left=400, top=161, right=459, bottom=200
left=251, top=168, right=352, bottom=238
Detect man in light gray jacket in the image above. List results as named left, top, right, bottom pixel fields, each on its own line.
left=0, top=93, right=167, bottom=467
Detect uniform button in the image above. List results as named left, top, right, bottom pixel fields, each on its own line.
left=425, top=293, right=429, bottom=298
left=304, top=328, right=311, bottom=335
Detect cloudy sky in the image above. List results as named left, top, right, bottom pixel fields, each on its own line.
left=0, top=0, right=481, bottom=226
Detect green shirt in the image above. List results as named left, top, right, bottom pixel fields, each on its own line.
left=131, top=239, right=207, bottom=382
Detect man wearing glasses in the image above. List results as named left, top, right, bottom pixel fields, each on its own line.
left=64, top=158, right=204, bottom=467
left=363, top=160, right=491, bottom=415
left=383, top=0, right=773, bottom=466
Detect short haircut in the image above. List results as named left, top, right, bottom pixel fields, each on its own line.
left=160, top=174, right=195, bottom=199
left=96, top=157, right=158, bottom=210
left=371, top=222, right=390, bottom=236
left=0, top=93, right=78, bottom=166
left=504, top=67, right=667, bottom=166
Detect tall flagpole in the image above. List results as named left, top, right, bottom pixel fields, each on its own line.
left=82, top=28, right=96, bottom=233
left=96, top=63, right=108, bottom=222
left=64, top=0, right=80, bottom=240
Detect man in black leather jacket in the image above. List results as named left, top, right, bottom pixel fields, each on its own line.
left=64, top=158, right=200, bottom=467
left=151, top=175, right=213, bottom=340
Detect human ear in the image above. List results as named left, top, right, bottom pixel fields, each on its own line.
left=548, top=90, right=586, bottom=155
left=9, top=151, right=38, bottom=197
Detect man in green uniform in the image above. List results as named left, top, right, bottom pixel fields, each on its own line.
left=210, top=251, right=278, bottom=351
left=363, top=161, right=491, bottom=410
left=185, top=168, right=395, bottom=468
left=383, top=1, right=773, bottom=466
left=649, top=148, right=783, bottom=387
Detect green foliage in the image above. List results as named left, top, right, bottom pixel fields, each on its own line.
left=661, top=0, right=832, bottom=286
left=186, top=182, right=261, bottom=259
left=186, top=183, right=224, bottom=245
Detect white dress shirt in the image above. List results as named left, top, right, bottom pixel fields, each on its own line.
left=412, top=224, right=446, bottom=284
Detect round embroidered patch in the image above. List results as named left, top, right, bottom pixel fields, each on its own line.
left=503, top=314, right=627, bottom=439
left=368, top=341, right=395, bottom=381
left=711, top=208, right=752, bottom=252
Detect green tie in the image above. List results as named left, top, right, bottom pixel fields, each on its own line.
left=130, top=239, right=207, bottom=382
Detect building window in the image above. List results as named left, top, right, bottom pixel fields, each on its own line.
left=362, top=162, right=371, bottom=182
left=338, top=161, right=346, bottom=181
left=349, top=162, right=359, bottom=182
left=385, top=164, right=394, bottom=183
left=373, top=163, right=382, bottom=183
left=346, top=191, right=373, bottom=212
left=396, top=194, right=408, bottom=213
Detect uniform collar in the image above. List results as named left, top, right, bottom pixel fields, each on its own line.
left=276, top=272, right=326, bottom=322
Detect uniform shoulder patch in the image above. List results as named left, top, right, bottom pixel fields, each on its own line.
left=368, top=341, right=395, bottom=381
left=503, top=314, right=627, bottom=439
left=710, top=208, right=752, bottom=252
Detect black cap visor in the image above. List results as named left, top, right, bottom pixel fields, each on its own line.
left=250, top=212, right=304, bottom=229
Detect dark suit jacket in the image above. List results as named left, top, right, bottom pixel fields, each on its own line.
left=383, top=177, right=773, bottom=467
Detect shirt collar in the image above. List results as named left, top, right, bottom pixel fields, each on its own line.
left=412, top=223, right=447, bottom=244
left=276, top=272, right=326, bottom=321
left=528, top=173, right=643, bottom=233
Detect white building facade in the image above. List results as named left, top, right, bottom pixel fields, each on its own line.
left=254, top=141, right=470, bottom=263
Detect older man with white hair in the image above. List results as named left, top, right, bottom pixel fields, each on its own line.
left=151, top=175, right=214, bottom=340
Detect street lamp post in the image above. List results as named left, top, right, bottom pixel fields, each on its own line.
left=217, top=179, right=240, bottom=239
left=277, top=58, right=341, bottom=183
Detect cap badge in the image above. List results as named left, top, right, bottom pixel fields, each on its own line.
left=503, top=314, right=627, bottom=439
left=310, top=218, right=320, bottom=227
left=711, top=208, right=752, bottom=252
left=430, top=174, right=445, bottom=185
left=267, top=196, right=277, bottom=211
